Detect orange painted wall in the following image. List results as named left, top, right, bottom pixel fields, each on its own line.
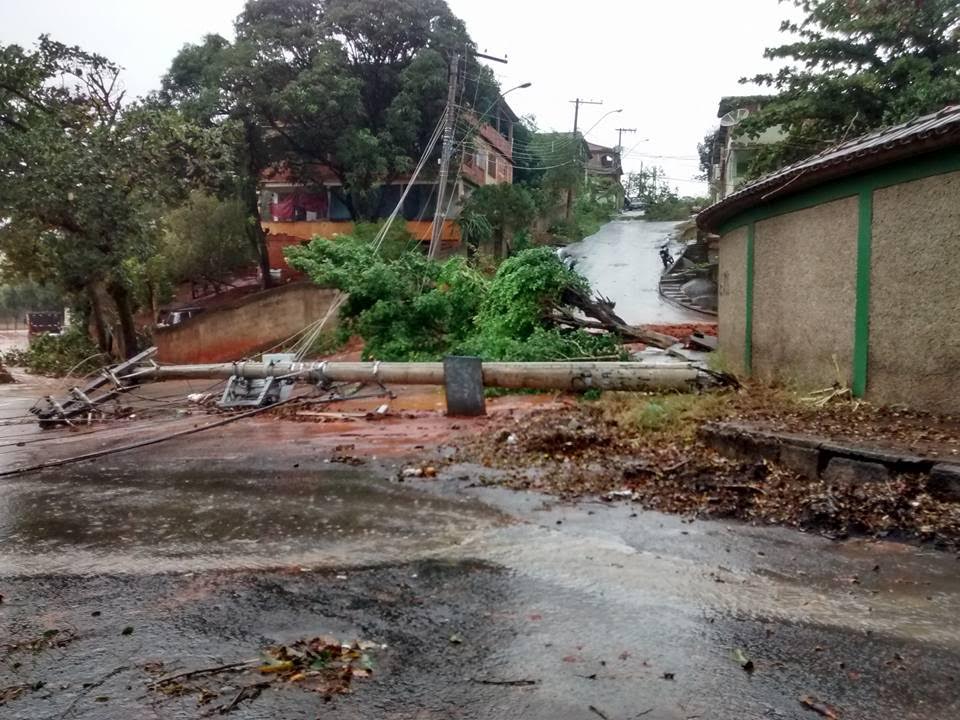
left=263, top=219, right=462, bottom=278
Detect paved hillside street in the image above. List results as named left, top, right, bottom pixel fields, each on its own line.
left=564, top=218, right=710, bottom=325
left=1, top=375, right=959, bottom=719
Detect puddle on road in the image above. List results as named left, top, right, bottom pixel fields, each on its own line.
left=0, top=465, right=509, bottom=575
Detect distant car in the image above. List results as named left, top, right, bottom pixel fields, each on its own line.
left=623, top=197, right=646, bottom=212
left=157, top=306, right=205, bottom=327
left=27, top=311, right=63, bottom=338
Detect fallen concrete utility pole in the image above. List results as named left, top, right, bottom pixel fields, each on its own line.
left=139, top=360, right=703, bottom=391
left=33, top=352, right=731, bottom=426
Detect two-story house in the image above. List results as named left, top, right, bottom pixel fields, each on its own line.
left=259, top=100, right=518, bottom=277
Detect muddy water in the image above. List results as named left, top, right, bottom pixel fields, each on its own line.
left=565, top=217, right=713, bottom=324
left=0, top=464, right=508, bottom=575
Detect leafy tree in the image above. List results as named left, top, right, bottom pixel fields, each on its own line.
left=161, top=34, right=278, bottom=288
left=460, top=183, right=537, bottom=258
left=697, top=127, right=720, bottom=181
left=0, top=281, right=64, bottom=322
left=0, top=38, right=222, bottom=356
left=161, top=193, right=254, bottom=286
left=164, top=0, right=497, bottom=229
left=740, top=0, right=960, bottom=175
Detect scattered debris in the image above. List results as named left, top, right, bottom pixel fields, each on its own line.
left=4, top=628, right=77, bottom=655
left=732, top=648, right=755, bottom=673
left=800, top=695, right=841, bottom=718
left=589, top=704, right=610, bottom=720
left=454, top=400, right=960, bottom=549
left=146, top=636, right=376, bottom=711
left=471, top=678, right=537, bottom=687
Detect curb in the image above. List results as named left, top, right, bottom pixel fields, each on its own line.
left=699, top=421, right=960, bottom=501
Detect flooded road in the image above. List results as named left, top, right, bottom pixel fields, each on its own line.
left=565, top=217, right=713, bottom=325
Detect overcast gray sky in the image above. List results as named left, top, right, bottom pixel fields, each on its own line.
left=1, top=0, right=798, bottom=195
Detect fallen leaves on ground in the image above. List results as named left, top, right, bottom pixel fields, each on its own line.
left=800, top=695, right=841, bottom=718
left=3, top=628, right=77, bottom=657
left=146, top=636, right=377, bottom=712
left=454, top=402, right=960, bottom=548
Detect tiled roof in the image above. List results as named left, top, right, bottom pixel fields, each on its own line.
left=698, top=104, right=960, bottom=231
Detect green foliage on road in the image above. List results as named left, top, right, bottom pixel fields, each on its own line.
left=286, top=238, right=620, bottom=361
left=740, top=0, right=960, bottom=176
left=3, top=327, right=101, bottom=377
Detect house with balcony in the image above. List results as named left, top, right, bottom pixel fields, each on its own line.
left=585, top=141, right=624, bottom=208
left=259, top=100, right=518, bottom=278
left=708, top=96, right=782, bottom=201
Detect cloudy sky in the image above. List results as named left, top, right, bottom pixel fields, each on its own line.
left=1, top=0, right=799, bottom=195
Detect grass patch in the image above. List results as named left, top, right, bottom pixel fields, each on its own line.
left=598, top=385, right=808, bottom=442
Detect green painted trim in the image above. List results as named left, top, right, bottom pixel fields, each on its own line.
left=744, top=223, right=755, bottom=374
left=717, top=147, right=960, bottom=234
left=851, top=189, right=873, bottom=398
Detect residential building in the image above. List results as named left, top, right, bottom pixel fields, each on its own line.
left=259, top=100, right=518, bottom=276
left=697, top=104, right=960, bottom=412
left=708, top=95, right=781, bottom=201
left=585, top=141, right=624, bottom=208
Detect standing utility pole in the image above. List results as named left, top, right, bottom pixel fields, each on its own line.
left=566, top=98, right=602, bottom=220
left=429, top=53, right=460, bottom=260
left=615, top=127, right=636, bottom=154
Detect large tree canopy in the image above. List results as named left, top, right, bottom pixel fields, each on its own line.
left=739, top=0, right=960, bottom=176
left=162, top=0, right=498, bottom=222
left=0, top=37, right=227, bottom=356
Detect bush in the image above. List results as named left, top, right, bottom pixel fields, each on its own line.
left=4, top=327, right=101, bottom=376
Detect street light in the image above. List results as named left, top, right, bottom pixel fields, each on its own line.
left=582, top=107, right=622, bottom=138
left=476, top=82, right=532, bottom=125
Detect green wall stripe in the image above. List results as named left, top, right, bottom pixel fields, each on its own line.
left=852, top=189, right=873, bottom=398
left=717, top=147, right=960, bottom=235
left=744, top=223, right=755, bottom=374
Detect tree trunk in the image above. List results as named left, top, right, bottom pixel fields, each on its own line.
left=243, top=120, right=273, bottom=290
left=245, top=205, right=273, bottom=290
left=88, top=286, right=109, bottom=353
left=107, top=281, right=138, bottom=360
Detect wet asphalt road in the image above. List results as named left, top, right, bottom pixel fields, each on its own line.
left=564, top=218, right=712, bottom=325
left=2, top=426, right=960, bottom=718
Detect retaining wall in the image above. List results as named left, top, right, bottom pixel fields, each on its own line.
left=154, top=283, right=340, bottom=364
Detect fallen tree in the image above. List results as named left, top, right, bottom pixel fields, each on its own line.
left=285, top=239, right=663, bottom=362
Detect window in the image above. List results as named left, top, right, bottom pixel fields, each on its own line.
left=487, top=153, right=497, bottom=177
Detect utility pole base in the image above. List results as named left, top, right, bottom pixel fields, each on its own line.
left=443, top=356, right=486, bottom=416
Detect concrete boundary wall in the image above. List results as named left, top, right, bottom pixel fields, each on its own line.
left=752, top=197, right=858, bottom=388
left=870, top=170, right=960, bottom=411
left=717, top=227, right=748, bottom=374
left=710, top=150, right=960, bottom=412
left=155, top=283, right=340, bottom=364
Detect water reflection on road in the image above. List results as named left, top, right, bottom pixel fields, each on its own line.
left=565, top=217, right=713, bottom=325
